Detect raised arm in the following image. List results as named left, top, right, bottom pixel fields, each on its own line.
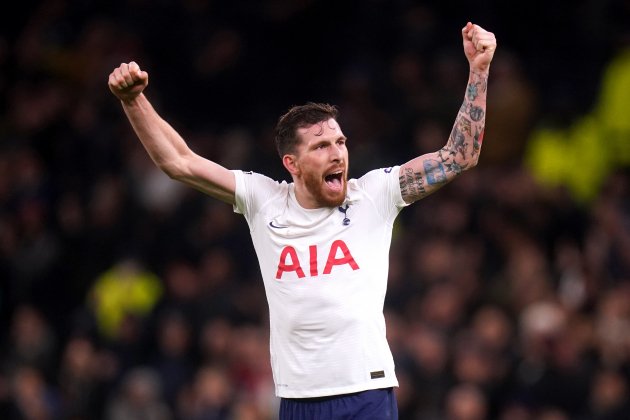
left=108, top=62, right=236, bottom=204
left=399, top=22, right=496, bottom=204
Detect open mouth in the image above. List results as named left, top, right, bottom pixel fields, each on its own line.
left=324, top=171, right=344, bottom=191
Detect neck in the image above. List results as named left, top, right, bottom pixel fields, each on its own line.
left=293, top=180, right=319, bottom=209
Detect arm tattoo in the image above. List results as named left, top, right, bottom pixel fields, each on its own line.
left=438, top=147, right=466, bottom=174
left=438, top=147, right=453, bottom=162
left=468, top=105, right=484, bottom=122
left=459, top=102, right=485, bottom=122
left=445, top=160, right=464, bottom=175
left=399, top=167, right=427, bottom=201
left=447, top=116, right=471, bottom=158
left=469, top=72, right=488, bottom=95
left=457, top=114, right=472, bottom=136
left=423, top=159, right=447, bottom=185
left=473, top=127, right=483, bottom=155
left=466, top=83, right=479, bottom=101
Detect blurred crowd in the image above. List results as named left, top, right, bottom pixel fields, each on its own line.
left=1, top=0, right=630, bottom=419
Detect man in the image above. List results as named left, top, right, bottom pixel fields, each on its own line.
left=108, top=21, right=496, bottom=420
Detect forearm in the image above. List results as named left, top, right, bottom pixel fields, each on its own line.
left=121, top=93, right=193, bottom=177
left=399, top=69, right=489, bottom=204
left=439, top=69, right=488, bottom=172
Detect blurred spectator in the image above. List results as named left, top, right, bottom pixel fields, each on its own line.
left=593, top=285, right=630, bottom=368
left=105, top=367, right=171, bottom=420
left=470, top=304, right=514, bottom=356
left=148, top=310, right=195, bottom=410
left=451, top=331, right=506, bottom=395
left=585, top=368, right=630, bottom=420
left=225, top=325, right=275, bottom=418
left=87, top=257, right=162, bottom=341
left=402, top=322, right=449, bottom=418
left=482, top=50, right=538, bottom=167
left=178, top=365, right=234, bottom=420
left=199, top=317, right=233, bottom=368
left=443, top=383, right=488, bottom=420
left=513, top=300, right=593, bottom=416
left=3, top=304, right=57, bottom=379
left=57, top=336, right=109, bottom=419
left=7, top=365, right=62, bottom=420
left=126, top=139, right=188, bottom=219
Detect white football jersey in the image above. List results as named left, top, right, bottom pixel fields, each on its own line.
left=232, top=166, right=408, bottom=398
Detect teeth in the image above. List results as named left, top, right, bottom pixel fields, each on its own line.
left=325, top=170, right=343, bottom=181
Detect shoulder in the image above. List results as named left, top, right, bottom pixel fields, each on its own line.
left=234, top=170, right=288, bottom=192
left=232, top=170, right=292, bottom=216
left=355, top=166, right=400, bottom=187
left=353, top=166, right=407, bottom=211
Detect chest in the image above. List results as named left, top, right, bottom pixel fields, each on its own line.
left=253, top=201, right=383, bottom=280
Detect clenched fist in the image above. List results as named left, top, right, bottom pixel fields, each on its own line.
left=462, top=22, right=497, bottom=72
left=108, top=61, right=149, bottom=103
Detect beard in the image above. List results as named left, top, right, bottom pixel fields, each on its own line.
left=303, top=170, right=347, bottom=208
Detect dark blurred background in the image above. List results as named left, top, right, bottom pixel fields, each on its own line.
left=1, top=0, right=630, bottom=419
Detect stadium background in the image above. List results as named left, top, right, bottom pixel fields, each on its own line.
left=1, top=0, right=629, bottom=418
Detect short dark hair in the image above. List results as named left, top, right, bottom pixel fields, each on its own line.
left=274, top=102, right=339, bottom=158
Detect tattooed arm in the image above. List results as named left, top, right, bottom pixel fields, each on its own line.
left=399, top=22, right=497, bottom=204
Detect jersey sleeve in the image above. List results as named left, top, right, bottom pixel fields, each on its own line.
left=232, top=170, right=283, bottom=226
left=356, top=166, right=409, bottom=222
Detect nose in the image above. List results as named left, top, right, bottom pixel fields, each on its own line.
left=330, top=144, right=343, bottom=161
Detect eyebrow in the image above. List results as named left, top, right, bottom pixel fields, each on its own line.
left=309, top=136, right=345, bottom=148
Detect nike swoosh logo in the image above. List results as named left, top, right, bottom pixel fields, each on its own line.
left=269, top=221, right=289, bottom=229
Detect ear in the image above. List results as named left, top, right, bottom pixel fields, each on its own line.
left=282, top=154, right=300, bottom=176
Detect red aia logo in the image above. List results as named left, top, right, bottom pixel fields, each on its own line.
left=275, top=240, right=360, bottom=279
